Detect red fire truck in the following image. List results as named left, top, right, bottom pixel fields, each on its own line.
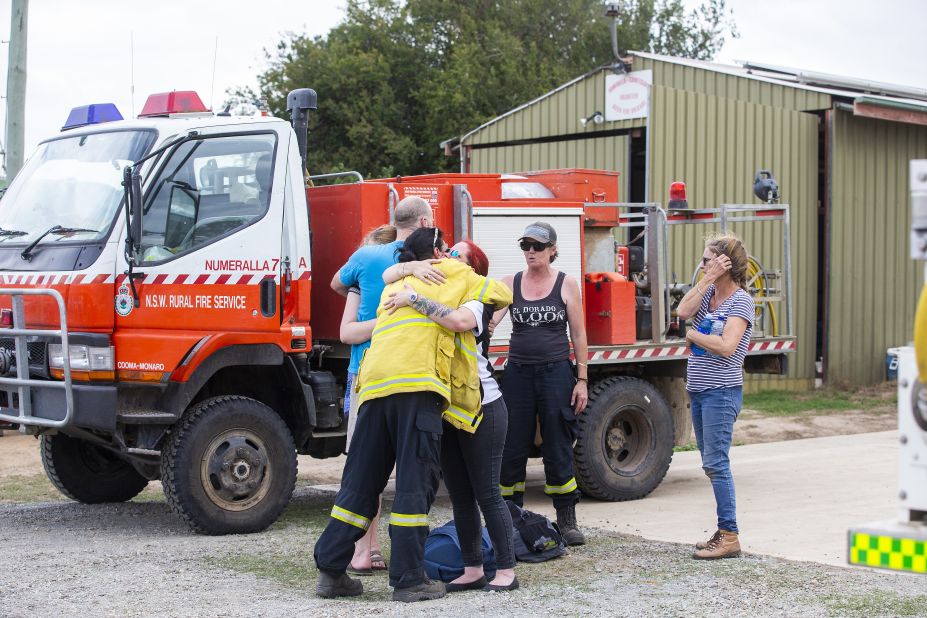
left=0, top=89, right=794, bottom=534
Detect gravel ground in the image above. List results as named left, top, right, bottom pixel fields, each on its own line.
left=1, top=484, right=925, bottom=618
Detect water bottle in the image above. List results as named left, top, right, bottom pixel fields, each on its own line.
left=690, top=317, right=713, bottom=357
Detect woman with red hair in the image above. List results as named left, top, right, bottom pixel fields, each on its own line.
left=382, top=239, right=518, bottom=592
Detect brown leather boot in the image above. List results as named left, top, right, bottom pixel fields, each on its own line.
left=695, top=529, right=721, bottom=550
left=692, top=530, right=741, bottom=560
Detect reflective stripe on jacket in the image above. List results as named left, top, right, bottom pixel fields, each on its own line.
left=357, top=259, right=512, bottom=431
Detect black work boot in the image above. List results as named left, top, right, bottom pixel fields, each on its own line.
left=392, top=577, right=447, bottom=602
left=316, top=571, right=363, bottom=598
left=556, top=504, right=586, bottom=546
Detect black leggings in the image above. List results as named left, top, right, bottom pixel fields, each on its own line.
left=440, top=397, right=516, bottom=570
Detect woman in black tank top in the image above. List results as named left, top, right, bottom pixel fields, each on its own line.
left=493, top=221, right=589, bottom=547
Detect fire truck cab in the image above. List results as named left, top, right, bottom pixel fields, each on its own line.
left=0, top=91, right=331, bottom=534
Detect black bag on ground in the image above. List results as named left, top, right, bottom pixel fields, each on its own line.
left=506, top=500, right=566, bottom=563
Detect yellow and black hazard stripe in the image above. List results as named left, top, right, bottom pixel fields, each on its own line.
left=848, top=531, right=927, bottom=574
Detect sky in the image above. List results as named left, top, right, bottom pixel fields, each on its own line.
left=1, top=0, right=925, bottom=160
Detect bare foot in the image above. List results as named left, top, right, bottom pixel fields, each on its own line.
left=487, top=569, right=515, bottom=587
left=450, top=566, right=484, bottom=585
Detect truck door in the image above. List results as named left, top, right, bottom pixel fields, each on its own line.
left=113, top=125, right=288, bottom=377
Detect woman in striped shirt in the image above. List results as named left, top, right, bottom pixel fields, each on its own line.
left=676, top=232, right=755, bottom=561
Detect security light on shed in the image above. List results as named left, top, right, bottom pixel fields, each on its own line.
left=580, top=111, right=604, bottom=127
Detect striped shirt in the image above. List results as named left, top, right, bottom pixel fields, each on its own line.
left=686, top=285, right=755, bottom=392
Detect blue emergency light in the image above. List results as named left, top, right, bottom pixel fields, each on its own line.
left=61, top=103, right=124, bottom=131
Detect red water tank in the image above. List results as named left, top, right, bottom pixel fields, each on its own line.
left=584, top=272, right=636, bottom=345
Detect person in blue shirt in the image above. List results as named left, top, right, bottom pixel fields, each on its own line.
left=328, top=196, right=433, bottom=577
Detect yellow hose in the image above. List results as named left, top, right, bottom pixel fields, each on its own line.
left=914, top=284, right=927, bottom=382
left=693, top=257, right=778, bottom=336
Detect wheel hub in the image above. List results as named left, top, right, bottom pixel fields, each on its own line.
left=201, top=431, right=272, bottom=511
left=607, top=426, right=627, bottom=451
left=603, top=405, right=653, bottom=476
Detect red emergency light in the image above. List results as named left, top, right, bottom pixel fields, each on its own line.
left=668, top=181, right=688, bottom=209
left=139, top=91, right=209, bottom=117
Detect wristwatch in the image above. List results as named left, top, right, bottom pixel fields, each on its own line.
left=409, top=292, right=418, bottom=304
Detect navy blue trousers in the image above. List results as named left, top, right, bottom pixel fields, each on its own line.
left=313, top=391, right=443, bottom=588
left=500, top=359, right=580, bottom=510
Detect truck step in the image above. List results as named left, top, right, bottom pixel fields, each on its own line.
left=117, top=411, right=178, bottom=425
left=311, top=429, right=347, bottom=438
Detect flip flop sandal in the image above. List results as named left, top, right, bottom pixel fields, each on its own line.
left=369, top=550, right=388, bottom=570
left=346, top=565, right=373, bottom=576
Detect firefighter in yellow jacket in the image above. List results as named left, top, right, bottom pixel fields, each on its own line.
left=314, top=227, right=513, bottom=603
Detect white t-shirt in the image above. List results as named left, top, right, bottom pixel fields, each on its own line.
left=462, top=300, right=502, bottom=404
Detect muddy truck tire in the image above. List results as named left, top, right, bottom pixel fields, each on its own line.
left=41, top=433, right=149, bottom=503
left=161, top=396, right=297, bottom=535
left=574, top=376, right=674, bottom=501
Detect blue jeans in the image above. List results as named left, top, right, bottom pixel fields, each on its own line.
left=689, top=386, right=742, bottom=533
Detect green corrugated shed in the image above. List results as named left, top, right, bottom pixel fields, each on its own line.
left=455, top=51, right=927, bottom=388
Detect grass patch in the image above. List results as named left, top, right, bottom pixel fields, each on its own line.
left=819, top=590, right=927, bottom=617
left=673, top=442, right=698, bottom=452
left=202, top=492, right=400, bottom=601
left=0, top=473, right=64, bottom=504
left=130, top=485, right=166, bottom=503
left=743, top=388, right=892, bottom=417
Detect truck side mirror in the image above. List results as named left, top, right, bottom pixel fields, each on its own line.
left=129, top=169, right=143, bottom=257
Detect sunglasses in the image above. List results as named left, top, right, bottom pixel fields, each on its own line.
left=448, top=249, right=461, bottom=258
left=519, top=240, right=550, bottom=252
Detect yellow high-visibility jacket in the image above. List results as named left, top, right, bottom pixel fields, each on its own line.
left=356, top=259, right=512, bottom=432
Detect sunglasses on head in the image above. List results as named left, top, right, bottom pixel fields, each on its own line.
left=432, top=227, right=439, bottom=248
left=448, top=248, right=461, bottom=258
left=519, top=240, right=549, bottom=252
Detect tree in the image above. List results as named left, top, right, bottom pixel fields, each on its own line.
left=251, top=0, right=737, bottom=177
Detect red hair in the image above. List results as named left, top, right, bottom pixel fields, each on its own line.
left=460, top=240, right=489, bottom=276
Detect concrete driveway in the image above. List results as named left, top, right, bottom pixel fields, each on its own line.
left=521, top=430, right=899, bottom=567
left=312, top=430, right=899, bottom=567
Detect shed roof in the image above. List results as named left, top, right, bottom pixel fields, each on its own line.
left=454, top=51, right=927, bottom=147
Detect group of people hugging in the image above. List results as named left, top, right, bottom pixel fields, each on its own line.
left=312, top=196, right=588, bottom=602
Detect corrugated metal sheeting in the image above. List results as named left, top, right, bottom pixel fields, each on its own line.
left=827, top=111, right=927, bottom=384
left=459, top=52, right=927, bottom=388
left=648, top=85, right=819, bottom=389
left=632, top=55, right=832, bottom=113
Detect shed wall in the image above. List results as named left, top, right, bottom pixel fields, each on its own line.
left=649, top=85, right=820, bottom=389
left=827, top=111, right=927, bottom=384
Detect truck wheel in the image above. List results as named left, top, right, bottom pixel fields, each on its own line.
left=574, top=376, right=674, bottom=501
left=40, top=433, right=148, bottom=503
left=161, top=396, right=297, bottom=535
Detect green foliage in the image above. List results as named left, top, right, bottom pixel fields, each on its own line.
left=251, top=0, right=737, bottom=178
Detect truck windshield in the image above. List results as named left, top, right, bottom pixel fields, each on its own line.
left=0, top=130, right=155, bottom=244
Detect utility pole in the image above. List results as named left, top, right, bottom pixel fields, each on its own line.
left=5, top=0, right=28, bottom=181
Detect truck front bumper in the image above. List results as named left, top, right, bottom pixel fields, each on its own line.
left=0, top=383, right=117, bottom=432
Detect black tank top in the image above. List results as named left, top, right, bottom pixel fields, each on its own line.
left=508, top=271, right=570, bottom=364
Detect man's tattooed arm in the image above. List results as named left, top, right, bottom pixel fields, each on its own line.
left=411, top=295, right=454, bottom=319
